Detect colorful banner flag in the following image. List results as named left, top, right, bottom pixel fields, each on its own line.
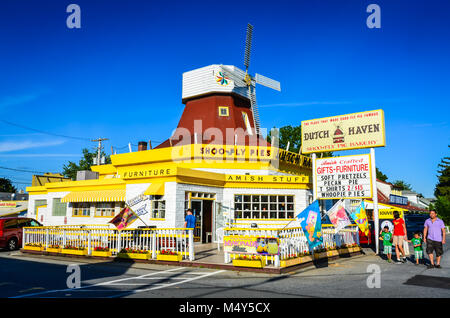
left=350, top=200, right=369, bottom=236
left=326, top=199, right=352, bottom=233
left=296, top=200, right=323, bottom=249
left=109, top=207, right=138, bottom=230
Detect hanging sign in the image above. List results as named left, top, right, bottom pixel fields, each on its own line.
left=315, top=154, right=372, bottom=199
left=126, top=193, right=151, bottom=216
left=301, top=109, right=386, bottom=154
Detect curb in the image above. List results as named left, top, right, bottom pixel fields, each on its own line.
left=20, top=248, right=365, bottom=274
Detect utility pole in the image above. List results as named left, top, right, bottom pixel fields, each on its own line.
left=92, top=138, right=109, bottom=165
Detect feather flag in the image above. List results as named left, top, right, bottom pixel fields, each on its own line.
left=326, top=199, right=352, bottom=233
left=350, top=200, right=369, bottom=236
left=296, top=200, right=323, bottom=249
left=109, top=207, right=138, bottom=230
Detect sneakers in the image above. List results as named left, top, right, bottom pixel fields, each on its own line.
left=387, top=259, right=392, bottom=263
left=427, top=264, right=435, bottom=269
left=401, top=258, right=407, bottom=263
left=435, top=264, right=441, bottom=269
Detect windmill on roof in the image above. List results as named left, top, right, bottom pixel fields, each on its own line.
left=220, top=23, right=281, bottom=136
left=156, top=24, right=281, bottom=149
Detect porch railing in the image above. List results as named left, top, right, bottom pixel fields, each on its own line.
left=23, top=227, right=195, bottom=261
left=223, top=225, right=360, bottom=267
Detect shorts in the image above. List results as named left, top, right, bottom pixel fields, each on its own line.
left=392, top=235, right=404, bottom=246
left=414, top=250, right=423, bottom=260
left=426, top=239, right=443, bottom=257
left=383, top=245, right=392, bottom=255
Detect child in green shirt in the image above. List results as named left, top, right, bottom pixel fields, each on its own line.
left=408, top=232, right=423, bottom=265
left=379, top=226, right=393, bottom=262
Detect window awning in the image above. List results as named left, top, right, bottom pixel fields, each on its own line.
left=61, top=189, right=126, bottom=203
left=144, top=183, right=165, bottom=196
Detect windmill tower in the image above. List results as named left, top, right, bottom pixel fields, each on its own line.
left=220, top=23, right=281, bottom=136
left=156, top=24, right=281, bottom=149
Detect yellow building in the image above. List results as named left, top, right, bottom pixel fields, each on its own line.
left=26, top=64, right=314, bottom=243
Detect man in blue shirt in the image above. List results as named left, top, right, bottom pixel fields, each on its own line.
left=184, top=209, right=196, bottom=230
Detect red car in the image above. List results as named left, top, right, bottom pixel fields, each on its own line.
left=359, top=221, right=375, bottom=246
left=0, top=217, right=42, bottom=251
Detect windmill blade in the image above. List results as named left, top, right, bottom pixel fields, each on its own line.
left=255, top=73, right=281, bottom=91
left=249, top=86, right=261, bottom=136
left=244, top=23, right=253, bottom=70
left=220, top=65, right=247, bottom=87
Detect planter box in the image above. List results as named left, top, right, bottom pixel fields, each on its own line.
left=24, top=246, right=44, bottom=251
left=46, top=247, right=61, bottom=253
left=61, top=249, right=88, bottom=256
left=117, top=252, right=150, bottom=260
left=338, top=248, right=351, bottom=254
left=232, top=259, right=264, bottom=268
left=314, top=252, right=328, bottom=260
left=349, top=246, right=361, bottom=253
left=280, top=255, right=313, bottom=267
left=327, top=250, right=339, bottom=257
left=157, top=253, right=182, bottom=262
left=92, top=250, right=112, bottom=258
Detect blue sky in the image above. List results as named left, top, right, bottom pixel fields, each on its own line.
left=0, top=0, right=449, bottom=197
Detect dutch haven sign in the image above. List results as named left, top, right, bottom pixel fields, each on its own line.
left=301, top=109, right=386, bottom=154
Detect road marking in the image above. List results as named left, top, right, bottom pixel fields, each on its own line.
left=10, top=267, right=185, bottom=298
left=109, top=270, right=226, bottom=298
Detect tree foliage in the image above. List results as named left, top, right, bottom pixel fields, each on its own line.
left=0, top=177, right=17, bottom=193
left=435, top=145, right=450, bottom=197
left=391, top=180, right=412, bottom=191
left=266, top=125, right=333, bottom=158
left=62, top=148, right=111, bottom=180
left=376, top=168, right=388, bottom=182
left=434, top=145, right=450, bottom=224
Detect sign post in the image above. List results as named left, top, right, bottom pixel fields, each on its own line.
left=301, top=109, right=386, bottom=254
left=312, top=153, right=317, bottom=201
left=370, top=147, right=380, bottom=255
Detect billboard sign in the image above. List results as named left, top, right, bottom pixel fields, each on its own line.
left=315, top=154, right=372, bottom=199
left=301, top=109, right=386, bottom=154
left=389, top=194, right=408, bottom=206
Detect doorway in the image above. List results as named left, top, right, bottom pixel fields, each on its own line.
left=190, top=199, right=214, bottom=243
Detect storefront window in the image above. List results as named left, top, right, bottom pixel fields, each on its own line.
left=234, top=194, right=295, bottom=219
left=73, top=202, right=90, bottom=216
left=152, top=195, right=165, bottom=219
left=95, top=202, right=114, bottom=217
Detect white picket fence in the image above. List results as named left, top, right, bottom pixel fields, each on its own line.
left=23, top=226, right=195, bottom=261
left=223, top=225, right=360, bottom=267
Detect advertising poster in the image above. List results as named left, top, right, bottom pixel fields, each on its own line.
left=301, top=109, right=386, bottom=154
left=315, top=154, right=372, bottom=199
left=224, top=236, right=279, bottom=255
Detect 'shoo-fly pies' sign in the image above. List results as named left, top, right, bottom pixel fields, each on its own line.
left=315, top=154, right=373, bottom=199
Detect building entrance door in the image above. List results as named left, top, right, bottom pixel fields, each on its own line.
left=190, top=199, right=214, bottom=243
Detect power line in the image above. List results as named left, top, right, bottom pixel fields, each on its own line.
left=0, top=165, right=47, bottom=174
left=0, top=119, right=91, bottom=141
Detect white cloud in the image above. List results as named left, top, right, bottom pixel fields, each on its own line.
left=0, top=94, right=40, bottom=108
left=259, top=101, right=352, bottom=108
left=0, top=140, right=66, bottom=153
left=0, top=153, right=78, bottom=158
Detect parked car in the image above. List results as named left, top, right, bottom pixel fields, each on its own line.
left=359, top=221, right=375, bottom=246
left=0, top=217, right=42, bottom=251
left=405, top=214, right=428, bottom=239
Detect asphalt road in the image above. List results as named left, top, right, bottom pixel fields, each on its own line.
left=0, top=242, right=449, bottom=299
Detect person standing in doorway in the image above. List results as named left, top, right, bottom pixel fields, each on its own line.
left=392, top=211, right=407, bottom=263
left=423, top=210, right=446, bottom=269
left=184, top=208, right=196, bottom=231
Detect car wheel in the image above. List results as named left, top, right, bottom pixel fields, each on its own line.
left=7, top=238, right=18, bottom=251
